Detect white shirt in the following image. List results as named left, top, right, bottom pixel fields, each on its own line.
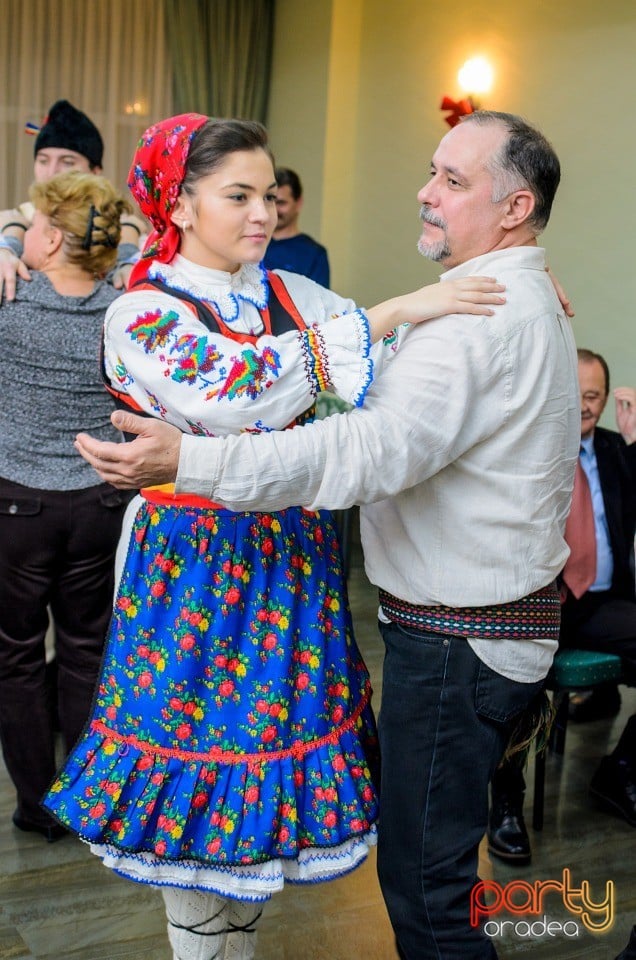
left=177, top=247, right=580, bottom=681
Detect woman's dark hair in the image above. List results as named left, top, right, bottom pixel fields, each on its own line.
left=181, top=119, right=275, bottom=199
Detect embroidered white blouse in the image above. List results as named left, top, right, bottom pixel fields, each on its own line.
left=102, top=257, right=395, bottom=435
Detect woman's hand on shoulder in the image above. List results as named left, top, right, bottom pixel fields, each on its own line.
left=398, top=276, right=506, bottom=326
left=365, top=276, right=505, bottom=341
left=545, top=266, right=574, bottom=318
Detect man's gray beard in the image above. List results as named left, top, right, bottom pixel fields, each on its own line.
left=417, top=236, right=451, bottom=262
left=418, top=208, right=451, bottom=262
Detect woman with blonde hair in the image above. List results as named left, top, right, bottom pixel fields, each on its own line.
left=0, top=171, right=132, bottom=842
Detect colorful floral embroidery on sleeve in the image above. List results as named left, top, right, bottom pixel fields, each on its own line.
left=127, top=309, right=181, bottom=351
left=185, top=419, right=216, bottom=437
left=170, top=335, right=222, bottom=384
left=243, top=420, right=274, bottom=434
left=383, top=328, right=400, bottom=352
left=211, top=346, right=282, bottom=402
left=124, top=308, right=284, bottom=403
left=112, top=357, right=134, bottom=390
left=145, top=390, right=169, bottom=419
left=300, top=327, right=330, bottom=395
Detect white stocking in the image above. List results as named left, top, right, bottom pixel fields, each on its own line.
left=162, top=888, right=229, bottom=960
left=223, top=900, right=263, bottom=960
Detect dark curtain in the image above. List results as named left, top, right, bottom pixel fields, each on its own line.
left=165, top=0, right=275, bottom=121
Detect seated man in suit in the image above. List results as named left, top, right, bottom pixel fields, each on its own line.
left=616, top=923, right=636, bottom=960
left=488, top=348, right=636, bottom=864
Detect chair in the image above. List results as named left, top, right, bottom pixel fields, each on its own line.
left=532, top=648, right=623, bottom=830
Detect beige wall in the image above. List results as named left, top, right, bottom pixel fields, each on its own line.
left=266, top=1, right=333, bottom=229
left=268, top=0, right=636, bottom=418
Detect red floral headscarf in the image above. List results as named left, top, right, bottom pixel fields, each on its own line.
left=127, top=113, right=208, bottom=286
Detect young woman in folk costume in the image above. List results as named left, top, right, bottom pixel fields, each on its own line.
left=45, top=113, right=504, bottom=960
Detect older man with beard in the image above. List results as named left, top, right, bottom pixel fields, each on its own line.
left=74, top=111, right=580, bottom=959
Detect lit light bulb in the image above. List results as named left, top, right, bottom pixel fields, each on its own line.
left=457, top=57, right=493, bottom=95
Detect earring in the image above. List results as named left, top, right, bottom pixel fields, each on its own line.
left=181, top=221, right=189, bottom=231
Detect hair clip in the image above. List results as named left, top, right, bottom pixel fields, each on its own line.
left=82, top=205, right=97, bottom=250
left=82, top=204, right=118, bottom=250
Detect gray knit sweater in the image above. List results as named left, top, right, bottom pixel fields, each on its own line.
left=0, top=272, right=122, bottom=490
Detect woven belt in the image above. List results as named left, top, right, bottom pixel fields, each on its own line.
left=379, top=583, right=560, bottom=642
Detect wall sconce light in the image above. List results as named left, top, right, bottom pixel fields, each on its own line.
left=124, top=100, right=148, bottom=117
left=440, top=56, right=494, bottom=127
left=458, top=57, right=493, bottom=97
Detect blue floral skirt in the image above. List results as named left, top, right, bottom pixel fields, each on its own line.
left=44, top=497, right=379, bottom=898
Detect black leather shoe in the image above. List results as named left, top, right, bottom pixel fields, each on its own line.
left=487, top=799, right=531, bottom=864
left=569, top=685, right=621, bottom=723
left=590, top=757, right=636, bottom=826
left=12, top=811, right=67, bottom=843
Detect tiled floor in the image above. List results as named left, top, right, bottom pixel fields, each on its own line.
left=1, top=527, right=634, bottom=959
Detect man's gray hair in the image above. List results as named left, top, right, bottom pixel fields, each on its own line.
left=461, top=111, right=561, bottom=234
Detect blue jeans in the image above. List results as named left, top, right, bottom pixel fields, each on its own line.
left=377, top=620, right=543, bottom=960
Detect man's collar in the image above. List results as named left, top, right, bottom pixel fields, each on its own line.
left=440, top=246, right=546, bottom=281
left=580, top=434, right=595, bottom=456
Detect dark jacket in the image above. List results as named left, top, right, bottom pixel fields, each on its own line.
left=592, top=426, right=636, bottom=601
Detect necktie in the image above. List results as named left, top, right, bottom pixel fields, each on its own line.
left=562, top=453, right=596, bottom=599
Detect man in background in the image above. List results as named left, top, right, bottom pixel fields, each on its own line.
left=263, top=166, right=330, bottom=286
left=562, top=351, right=636, bottom=820
left=489, top=351, right=636, bottom=865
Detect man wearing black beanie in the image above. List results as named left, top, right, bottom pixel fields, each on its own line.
left=32, top=99, right=104, bottom=177
left=0, top=99, right=144, bottom=298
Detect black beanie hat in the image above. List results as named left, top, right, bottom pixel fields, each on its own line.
left=34, top=100, right=104, bottom=168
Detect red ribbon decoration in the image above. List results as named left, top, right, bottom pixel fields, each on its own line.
left=440, top=95, right=476, bottom=128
